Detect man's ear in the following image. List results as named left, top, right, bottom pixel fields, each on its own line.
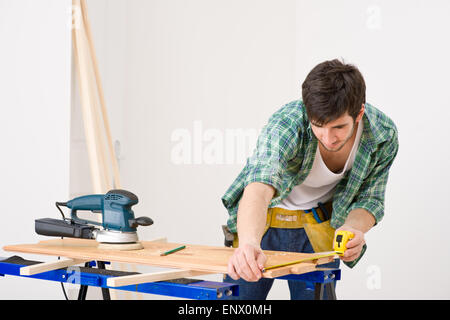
left=356, top=103, right=365, bottom=122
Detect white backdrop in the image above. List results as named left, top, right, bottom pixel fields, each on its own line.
left=1, top=0, right=449, bottom=300
left=101, top=0, right=449, bottom=299
left=0, top=0, right=72, bottom=299
left=295, top=0, right=450, bottom=299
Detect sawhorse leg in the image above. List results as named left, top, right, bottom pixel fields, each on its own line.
left=314, top=282, right=337, bottom=300
left=77, top=261, right=110, bottom=300
left=279, top=269, right=340, bottom=300
left=97, top=261, right=111, bottom=300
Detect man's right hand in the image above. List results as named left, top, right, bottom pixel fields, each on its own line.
left=227, top=242, right=267, bottom=282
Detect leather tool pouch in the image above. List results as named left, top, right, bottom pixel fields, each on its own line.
left=302, top=218, right=336, bottom=253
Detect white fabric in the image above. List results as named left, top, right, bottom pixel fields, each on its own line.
left=275, top=120, right=363, bottom=210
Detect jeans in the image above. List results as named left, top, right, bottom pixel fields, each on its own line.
left=223, top=227, right=339, bottom=300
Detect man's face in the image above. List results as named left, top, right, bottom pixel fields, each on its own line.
left=310, top=110, right=362, bottom=153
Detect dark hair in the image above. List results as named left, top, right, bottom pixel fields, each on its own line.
left=302, top=59, right=366, bottom=125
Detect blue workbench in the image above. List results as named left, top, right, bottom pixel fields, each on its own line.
left=0, top=255, right=340, bottom=300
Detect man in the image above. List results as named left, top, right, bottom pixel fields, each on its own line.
left=221, top=59, right=399, bottom=300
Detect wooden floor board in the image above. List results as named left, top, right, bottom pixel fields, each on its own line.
left=3, top=238, right=337, bottom=278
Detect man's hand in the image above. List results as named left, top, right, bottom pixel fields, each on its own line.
left=336, top=208, right=375, bottom=262
left=228, top=182, right=273, bottom=282
left=227, top=243, right=267, bottom=282
left=335, top=225, right=365, bottom=262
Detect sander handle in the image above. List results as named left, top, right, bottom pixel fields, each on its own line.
left=66, top=194, right=104, bottom=227
left=129, top=216, right=153, bottom=228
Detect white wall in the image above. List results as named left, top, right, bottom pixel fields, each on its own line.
left=88, top=0, right=450, bottom=299
left=2, top=0, right=449, bottom=300
left=296, top=0, right=450, bottom=299
left=0, top=0, right=72, bottom=299
left=82, top=0, right=298, bottom=300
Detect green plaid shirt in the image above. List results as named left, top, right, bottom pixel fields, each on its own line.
left=221, top=100, right=399, bottom=233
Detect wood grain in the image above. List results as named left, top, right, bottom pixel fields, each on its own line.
left=106, top=269, right=212, bottom=287
left=20, top=258, right=88, bottom=276
left=3, top=239, right=337, bottom=278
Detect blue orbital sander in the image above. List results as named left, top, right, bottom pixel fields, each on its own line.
left=35, top=189, right=153, bottom=250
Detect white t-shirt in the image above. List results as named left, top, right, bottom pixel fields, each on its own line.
left=275, top=120, right=363, bottom=210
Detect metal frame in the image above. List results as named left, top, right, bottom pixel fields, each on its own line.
left=279, top=269, right=341, bottom=300
left=0, top=256, right=340, bottom=300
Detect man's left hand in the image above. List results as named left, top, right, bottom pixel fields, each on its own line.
left=335, top=225, right=365, bottom=262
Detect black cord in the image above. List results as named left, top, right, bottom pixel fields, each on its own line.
left=55, top=202, right=68, bottom=220
left=58, top=255, right=69, bottom=300
left=55, top=201, right=70, bottom=300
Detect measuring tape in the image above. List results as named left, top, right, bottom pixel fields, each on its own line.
left=262, top=230, right=354, bottom=273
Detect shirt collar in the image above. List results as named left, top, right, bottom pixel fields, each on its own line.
left=361, top=102, right=393, bottom=152
left=301, top=101, right=390, bottom=152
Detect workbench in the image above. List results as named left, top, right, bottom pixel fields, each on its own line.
left=0, top=256, right=340, bottom=300
left=0, top=239, right=341, bottom=300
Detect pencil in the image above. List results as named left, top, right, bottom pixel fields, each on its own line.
left=160, top=245, right=186, bottom=256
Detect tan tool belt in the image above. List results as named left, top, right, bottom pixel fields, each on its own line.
left=232, top=201, right=336, bottom=253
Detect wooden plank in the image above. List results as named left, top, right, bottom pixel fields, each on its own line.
left=290, top=262, right=318, bottom=274
left=263, top=251, right=337, bottom=271
left=3, top=239, right=335, bottom=278
left=314, top=256, right=335, bottom=265
left=262, top=262, right=316, bottom=278
left=262, top=255, right=336, bottom=278
left=106, top=269, right=213, bottom=287
left=20, top=258, right=87, bottom=276
left=147, top=237, right=167, bottom=243
left=72, top=0, right=105, bottom=193
left=80, top=0, right=121, bottom=189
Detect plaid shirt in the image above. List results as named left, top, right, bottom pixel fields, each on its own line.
left=221, top=100, right=399, bottom=233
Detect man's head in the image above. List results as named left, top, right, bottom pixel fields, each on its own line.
left=302, top=59, right=366, bottom=152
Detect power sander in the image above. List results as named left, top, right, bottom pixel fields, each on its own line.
left=35, top=189, right=153, bottom=250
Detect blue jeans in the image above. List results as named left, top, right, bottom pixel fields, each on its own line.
left=223, top=228, right=339, bottom=300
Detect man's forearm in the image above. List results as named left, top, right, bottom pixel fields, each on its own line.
left=343, top=208, right=376, bottom=233
left=236, top=182, right=275, bottom=247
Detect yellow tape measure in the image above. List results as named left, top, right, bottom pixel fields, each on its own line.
left=261, top=252, right=337, bottom=272
left=333, top=230, right=354, bottom=255
left=262, top=230, right=355, bottom=272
